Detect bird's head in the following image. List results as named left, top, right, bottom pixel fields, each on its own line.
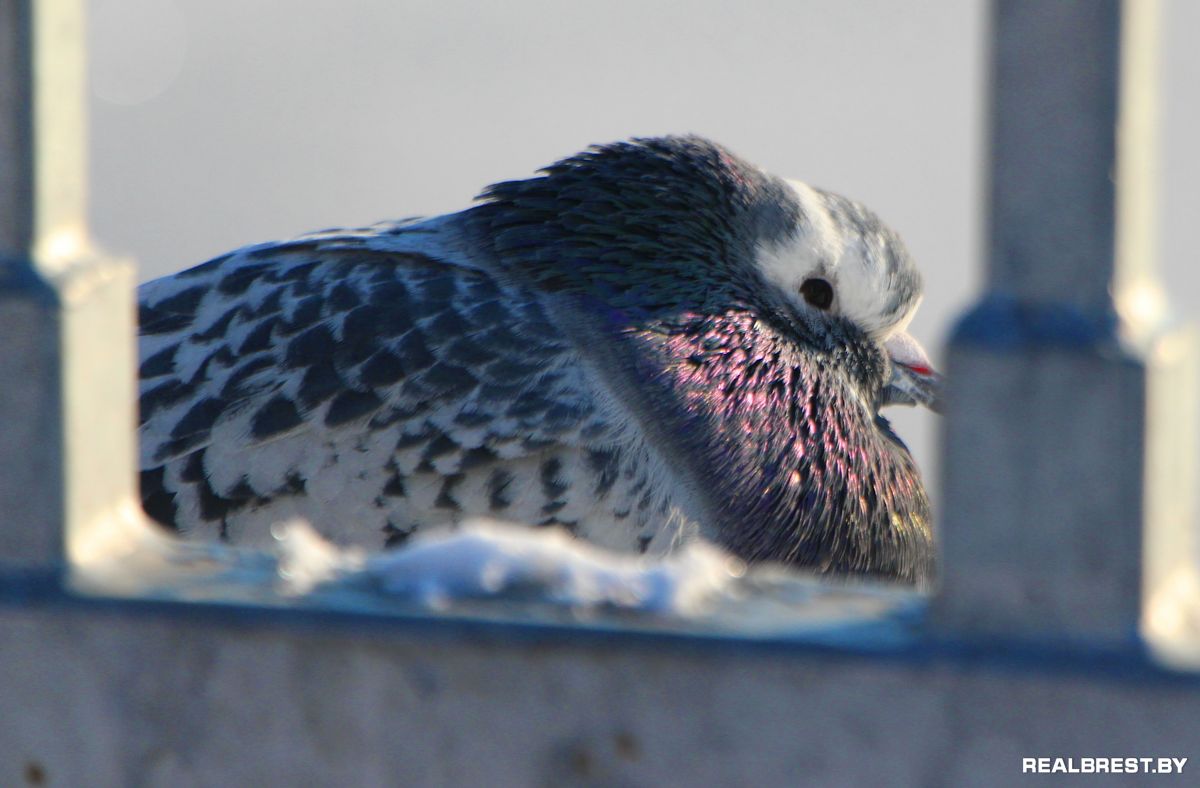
left=474, top=135, right=941, bottom=419
left=752, top=180, right=942, bottom=415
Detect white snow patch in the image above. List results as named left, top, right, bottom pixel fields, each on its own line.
left=273, top=517, right=744, bottom=615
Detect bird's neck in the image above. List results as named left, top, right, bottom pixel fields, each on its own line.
left=620, top=309, right=933, bottom=585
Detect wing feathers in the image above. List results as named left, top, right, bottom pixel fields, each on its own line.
left=136, top=220, right=658, bottom=548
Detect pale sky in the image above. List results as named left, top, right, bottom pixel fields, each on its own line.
left=87, top=0, right=1200, bottom=514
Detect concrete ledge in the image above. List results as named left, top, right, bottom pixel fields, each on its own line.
left=1, top=592, right=1197, bottom=786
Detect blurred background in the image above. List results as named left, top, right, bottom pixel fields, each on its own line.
left=86, top=0, right=1200, bottom=514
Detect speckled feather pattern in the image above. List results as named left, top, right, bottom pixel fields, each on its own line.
left=138, top=136, right=934, bottom=585
left=139, top=226, right=683, bottom=553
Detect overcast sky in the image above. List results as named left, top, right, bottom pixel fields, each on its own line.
left=87, top=0, right=1200, bottom=516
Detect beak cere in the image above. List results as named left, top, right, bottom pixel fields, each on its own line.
left=881, top=332, right=943, bottom=413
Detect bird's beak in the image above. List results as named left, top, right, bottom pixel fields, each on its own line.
left=881, top=331, right=943, bottom=413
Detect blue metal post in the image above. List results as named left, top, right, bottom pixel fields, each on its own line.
left=937, top=0, right=1198, bottom=648
left=0, top=0, right=139, bottom=574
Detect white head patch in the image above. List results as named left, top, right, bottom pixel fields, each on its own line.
left=754, top=180, right=921, bottom=339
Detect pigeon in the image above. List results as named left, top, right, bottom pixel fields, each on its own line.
left=137, top=136, right=940, bottom=585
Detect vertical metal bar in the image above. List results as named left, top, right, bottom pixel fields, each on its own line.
left=0, top=0, right=139, bottom=575
left=936, top=0, right=1198, bottom=645
left=986, top=2, right=1121, bottom=310
left=0, top=1, right=64, bottom=572
left=0, top=2, right=33, bottom=257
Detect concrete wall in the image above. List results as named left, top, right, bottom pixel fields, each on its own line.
left=1, top=597, right=1198, bottom=787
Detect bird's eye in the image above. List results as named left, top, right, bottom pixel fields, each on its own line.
left=799, top=278, right=834, bottom=310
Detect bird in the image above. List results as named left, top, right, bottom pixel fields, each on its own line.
left=136, top=135, right=941, bottom=586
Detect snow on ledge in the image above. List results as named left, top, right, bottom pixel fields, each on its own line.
left=274, top=518, right=744, bottom=615
left=66, top=511, right=926, bottom=642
